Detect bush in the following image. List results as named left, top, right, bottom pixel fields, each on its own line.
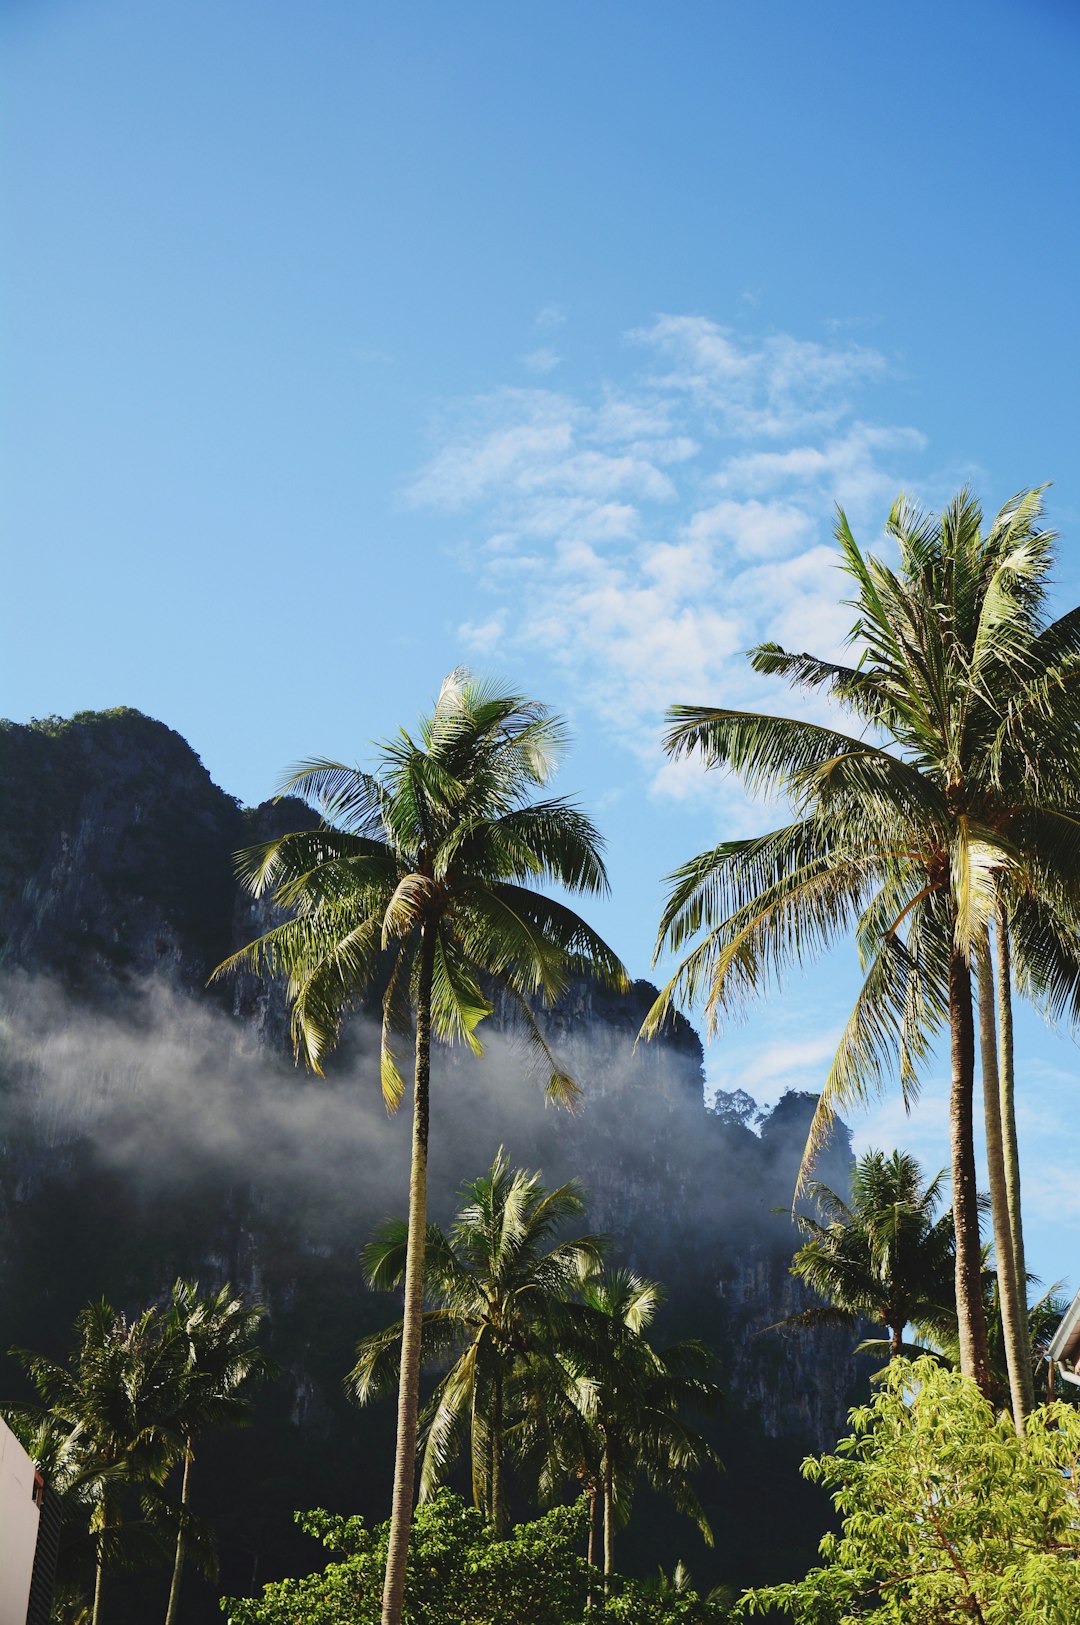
left=737, top=1356, right=1080, bottom=1623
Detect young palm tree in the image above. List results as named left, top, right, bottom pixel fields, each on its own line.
left=214, top=671, right=626, bottom=1625
left=644, top=488, right=1080, bottom=1407
left=537, top=1268, right=721, bottom=1593
left=346, top=1150, right=607, bottom=1533
left=779, top=1150, right=958, bottom=1361
left=162, top=1281, right=275, bottom=1625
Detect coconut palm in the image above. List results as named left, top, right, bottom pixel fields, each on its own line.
left=644, top=488, right=1080, bottom=1407
left=162, top=1281, right=274, bottom=1625
left=346, top=1150, right=607, bottom=1533
left=533, top=1267, right=721, bottom=1593
left=214, top=670, right=625, bottom=1625
left=11, top=1301, right=180, bottom=1625
left=780, top=1149, right=958, bottom=1361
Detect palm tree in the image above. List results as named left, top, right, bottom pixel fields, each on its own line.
left=644, top=488, right=1080, bottom=1407
left=780, top=1149, right=958, bottom=1361
left=162, top=1281, right=274, bottom=1625
left=537, top=1267, right=721, bottom=1594
left=346, top=1150, right=607, bottom=1533
left=214, top=670, right=626, bottom=1625
left=12, top=1301, right=180, bottom=1625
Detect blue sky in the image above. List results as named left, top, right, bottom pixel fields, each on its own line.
left=4, top=0, right=1080, bottom=1288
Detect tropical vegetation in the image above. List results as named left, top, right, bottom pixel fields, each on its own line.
left=221, top=1490, right=732, bottom=1625
left=6, top=1284, right=270, bottom=1625
left=349, top=1157, right=722, bottom=1595
left=214, top=671, right=626, bottom=1625
left=737, top=1356, right=1080, bottom=1622
left=346, top=1150, right=607, bottom=1532
left=644, top=487, right=1080, bottom=1426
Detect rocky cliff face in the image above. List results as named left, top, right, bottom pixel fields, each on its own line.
left=0, top=708, right=867, bottom=1601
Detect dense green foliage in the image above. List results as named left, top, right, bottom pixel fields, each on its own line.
left=738, top=1357, right=1080, bottom=1623
left=221, top=1491, right=731, bottom=1625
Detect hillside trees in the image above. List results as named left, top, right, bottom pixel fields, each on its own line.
left=215, top=671, right=626, bottom=1625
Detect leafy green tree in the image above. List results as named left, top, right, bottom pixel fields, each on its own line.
left=781, top=1150, right=957, bottom=1361
left=10, top=1300, right=180, bottom=1625
left=215, top=671, right=625, bottom=1625
left=347, top=1150, right=606, bottom=1532
left=162, top=1281, right=275, bottom=1625
left=645, top=488, right=1080, bottom=1413
left=221, top=1490, right=731, bottom=1625
left=737, top=1356, right=1080, bottom=1623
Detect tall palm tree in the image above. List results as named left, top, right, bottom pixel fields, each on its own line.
left=12, top=1301, right=180, bottom=1625
left=162, top=1281, right=274, bottom=1625
left=346, top=1150, right=607, bottom=1533
left=534, top=1267, right=721, bottom=1593
left=644, top=488, right=1080, bottom=1407
left=214, top=670, right=625, bottom=1625
left=780, top=1149, right=958, bottom=1361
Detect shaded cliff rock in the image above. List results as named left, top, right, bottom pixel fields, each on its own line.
left=0, top=710, right=243, bottom=993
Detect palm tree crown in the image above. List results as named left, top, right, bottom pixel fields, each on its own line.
left=782, top=1149, right=957, bottom=1361
left=216, top=668, right=624, bottom=1103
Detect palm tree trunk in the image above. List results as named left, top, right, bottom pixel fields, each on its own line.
left=585, top=1484, right=596, bottom=1610
left=602, top=1443, right=614, bottom=1597
left=890, top=1324, right=903, bottom=1360
left=164, top=1442, right=194, bottom=1625
left=995, top=905, right=1033, bottom=1409
left=949, top=947, right=991, bottom=1396
left=490, top=1369, right=504, bottom=1535
left=380, top=926, right=436, bottom=1625
left=92, top=1486, right=109, bottom=1625
left=975, top=934, right=1030, bottom=1428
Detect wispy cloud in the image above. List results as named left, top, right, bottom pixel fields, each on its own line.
left=408, top=315, right=923, bottom=786
left=520, top=347, right=562, bottom=374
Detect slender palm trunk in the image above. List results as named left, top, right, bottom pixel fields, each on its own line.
left=949, top=948, right=991, bottom=1395
left=890, top=1324, right=903, bottom=1360
left=380, top=927, right=436, bottom=1625
left=490, top=1369, right=504, bottom=1535
left=585, top=1484, right=597, bottom=1610
left=975, top=934, right=1030, bottom=1427
left=995, top=906, right=1033, bottom=1404
left=164, top=1443, right=194, bottom=1625
left=602, top=1439, right=614, bottom=1596
left=92, top=1485, right=109, bottom=1625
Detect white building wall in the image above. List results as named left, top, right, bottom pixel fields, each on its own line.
left=0, top=1416, right=40, bottom=1625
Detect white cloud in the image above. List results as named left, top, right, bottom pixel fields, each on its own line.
left=458, top=613, right=505, bottom=652
left=630, top=314, right=888, bottom=439
left=520, top=347, right=561, bottom=374
left=535, top=303, right=566, bottom=329
left=409, top=314, right=923, bottom=768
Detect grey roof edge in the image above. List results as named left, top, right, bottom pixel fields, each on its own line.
left=1048, top=1285, right=1080, bottom=1364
